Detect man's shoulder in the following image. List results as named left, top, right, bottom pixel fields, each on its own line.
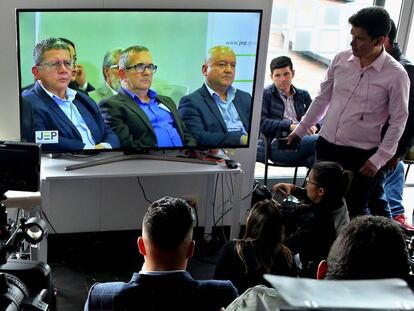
left=184, top=86, right=205, bottom=98
left=22, top=84, right=42, bottom=100
left=100, top=92, right=125, bottom=106
left=195, top=278, right=237, bottom=293
left=292, top=86, right=310, bottom=97
left=235, top=88, right=252, bottom=99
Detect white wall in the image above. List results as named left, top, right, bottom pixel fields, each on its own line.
left=0, top=0, right=272, bottom=232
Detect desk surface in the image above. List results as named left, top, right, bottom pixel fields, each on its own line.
left=41, top=153, right=242, bottom=180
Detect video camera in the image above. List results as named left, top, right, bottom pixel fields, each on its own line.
left=0, top=141, right=52, bottom=310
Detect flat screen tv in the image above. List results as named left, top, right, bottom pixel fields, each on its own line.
left=16, top=9, right=262, bottom=154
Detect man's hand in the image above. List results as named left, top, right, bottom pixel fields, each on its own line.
left=95, top=143, right=107, bottom=150
left=387, top=156, right=399, bottom=171
left=74, top=64, right=87, bottom=87
left=287, top=132, right=301, bottom=146
left=272, top=183, right=295, bottom=196
left=240, top=134, right=248, bottom=145
left=309, top=125, right=318, bottom=135
left=359, top=160, right=378, bottom=177
left=290, top=123, right=298, bottom=132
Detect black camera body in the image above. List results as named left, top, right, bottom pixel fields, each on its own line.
left=0, top=141, right=52, bottom=310
left=0, top=259, right=52, bottom=310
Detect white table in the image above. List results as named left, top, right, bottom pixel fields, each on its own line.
left=40, top=153, right=243, bottom=261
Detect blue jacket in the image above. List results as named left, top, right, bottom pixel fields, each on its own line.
left=260, top=84, right=312, bottom=138
left=22, top=82, right=120, bottom=152
left=178, top=84, right=252, bottom=147
left=84, top=271, right=238, bottom=311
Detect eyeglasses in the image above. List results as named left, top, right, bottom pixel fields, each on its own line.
left=305, top=177, right=319, bottom=187
left=37, top=60, right=74, bottom=71
left=108, top=64, right=119, bottom=69
left=125, top=63, right=158, bottom=73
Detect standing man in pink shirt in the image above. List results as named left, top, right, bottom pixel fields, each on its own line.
left=288, top=7, right=409, bottom=217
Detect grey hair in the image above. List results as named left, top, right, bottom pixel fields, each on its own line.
left=119, top=46, right=149, bottom=69
left=33, top=38, right=70, bottom=65
left=204, top=45, right=235, bottom=64
left=102, top=48, right=123, bottom=78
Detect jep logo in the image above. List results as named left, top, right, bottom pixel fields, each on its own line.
left=35, top=130, right=59, bottom=144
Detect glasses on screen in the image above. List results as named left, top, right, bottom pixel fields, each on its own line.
left=37, top=60, right=74, bottom=71
left=125, top=63, right=157, bottom=73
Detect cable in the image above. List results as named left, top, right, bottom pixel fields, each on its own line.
left=136, top=177, right=152, bottom=204
left=41, top=210, right=57, bottom=234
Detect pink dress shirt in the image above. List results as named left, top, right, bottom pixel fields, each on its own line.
left=294, top=49, right=409, bottom=169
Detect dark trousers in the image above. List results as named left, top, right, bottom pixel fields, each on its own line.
left=315, top=137, right=388, bottom=218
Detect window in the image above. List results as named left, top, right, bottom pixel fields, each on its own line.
left=266, top=0, right=375, bottom=98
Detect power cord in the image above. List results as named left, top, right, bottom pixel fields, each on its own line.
left=136, top=177, right=153, bottom=204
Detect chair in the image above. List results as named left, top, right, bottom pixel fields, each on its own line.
left=260, top=133, right=305, bottom=186
left=404, top=146, right=414, bottom=182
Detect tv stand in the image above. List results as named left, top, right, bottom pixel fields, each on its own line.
left=65, top=153, right=218, bottom=171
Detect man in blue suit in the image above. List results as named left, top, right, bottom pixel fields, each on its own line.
left=22, top=38, right=120, bottom=152
left=179, top=45, right=252, bottom=147
left=84, top=196, right=238, bottom=311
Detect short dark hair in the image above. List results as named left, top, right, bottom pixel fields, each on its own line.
left=348, top=7, right=391, bottom=39
left=270, top=56, right=293, bottom=74
left=143, top=197, right=195, bottom=250
left=311, top=161, right=353, bottom=205
left=119, top=46, right=149, bottom=69
left=325, top=215, right=409, bottom=280
left=388, top=19, right=397, bottom=44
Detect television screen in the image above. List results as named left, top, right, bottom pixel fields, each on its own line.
left=16, top=9, right=262, bottom=153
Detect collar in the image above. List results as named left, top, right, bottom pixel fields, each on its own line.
left=122, top=87, right=157, bottom=102
left=276, top=85, right=296, bottom=98
left=139, top=269, right=186, bottom=275
left=347, top=47, right=386, bottom=72
left=38, top=80, right=77, bottom=102
left=204, top=82, right=236, bottom=99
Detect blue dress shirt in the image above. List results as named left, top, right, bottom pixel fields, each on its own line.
left=122, top=88, right=183, bottom=147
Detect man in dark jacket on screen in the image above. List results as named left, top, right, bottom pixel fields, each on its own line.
left=257, top=56, right=318, bottom=168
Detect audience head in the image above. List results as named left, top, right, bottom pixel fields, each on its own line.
left=202, top=45, right=236, bottom=95
left=317, top=215, right=409, bottom=280
left=138, top=197, right=195, bottom=270
left=348, top=7, right=391, bottom=40
left=32, top=38, right=73, bottom=97
left=243, top=199, right=284, bottom=246
left=269, top=56, right=294, bottom=94
left=119, top=46, right=157, bottom=94
left=305, top=161, right=352, bottom=205
left=348, top=7, right=390, bottom=58
left=102, top=48, right=123, bottom=91
left=384, top=19, right=397, bottom=53
left=236, top=199, right=292, bottom=273
left=58, top=38, right=78, bottom=81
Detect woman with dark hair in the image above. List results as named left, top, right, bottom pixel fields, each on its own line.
left=273, top=160, right=353, bottom=278
left=214, top=200, right=296, bottom=294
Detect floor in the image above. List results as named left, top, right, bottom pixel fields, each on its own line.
left=42, top=163, right=414, bottom=310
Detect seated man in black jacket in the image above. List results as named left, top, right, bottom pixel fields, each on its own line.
left=257, top=56, right=318, bottom=168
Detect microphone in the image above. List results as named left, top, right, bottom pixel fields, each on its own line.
left=359, top=72, right=365, bottom=120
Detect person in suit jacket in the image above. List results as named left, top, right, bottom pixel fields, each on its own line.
left=89, top=48, right=123, bottom=104
left=22, top=38, right=120, bottom=152
left=59, top=38, right=95, bottom=93
left=100, top=46, right=196, bottom=149
left=178, top=45, right=252, bottom=147
left=84, top=196, right=238, bottom=311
